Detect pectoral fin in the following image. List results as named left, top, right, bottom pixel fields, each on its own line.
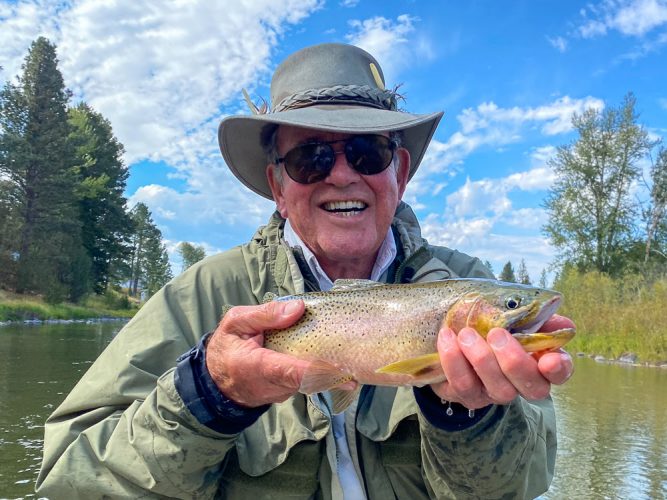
left=331, top=386, right=362, bottom=414
left=299, top=360, right=354, bottom=395
left=375, top=353, right=441, bottom=376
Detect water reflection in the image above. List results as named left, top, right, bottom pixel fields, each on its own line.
left=545, top=358, right=667, bottom=499
left=0, top=324, right=665, bottom=498
left=0, top=322, right=122, bottom=498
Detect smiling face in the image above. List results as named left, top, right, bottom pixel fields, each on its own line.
left=266, top=125, right=410, bottom=280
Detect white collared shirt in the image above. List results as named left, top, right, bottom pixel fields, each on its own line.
left=283, top=219, right=397, bottom=290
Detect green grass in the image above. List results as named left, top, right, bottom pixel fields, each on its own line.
left=555, top=270, right=667, bottom=364
left=0, top=290, right=137, bottom=322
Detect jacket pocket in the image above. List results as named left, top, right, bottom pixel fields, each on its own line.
left=219, top=394, right=330, bottom=498
left=220, top=439, right=325, bottom=499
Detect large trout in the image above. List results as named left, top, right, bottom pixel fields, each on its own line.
left=264, top=278, right=575, bottom=412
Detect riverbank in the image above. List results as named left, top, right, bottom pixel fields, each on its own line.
left=0, top=289, right=137, bottom=323
left=555, top=271, right=667, bottom=366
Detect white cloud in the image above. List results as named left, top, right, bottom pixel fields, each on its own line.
left=659, top=97, right=667, bottom=110
left=340, top=0, right=360, bottom=6
left=407, top=96, right=601, bottom=199
left=0, top=0, right=322, bottom=166
left=579, top=0, right=667, bottom=38
left=345, top=14, right=427, bottom=84
left=420, top=212, right=555, bottom=281
left=0, top=0, right=322, bottom=241
left=547, top=35, right=568, bottom=52
left=458, top=96, right=604, bottom=136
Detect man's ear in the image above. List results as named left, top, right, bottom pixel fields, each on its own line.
left=395, top=148, right=411, bottom=201
left=266, top=164, right=288, bottom=218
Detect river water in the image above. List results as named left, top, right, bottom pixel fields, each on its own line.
left=0, top=322, right=665, bottom=499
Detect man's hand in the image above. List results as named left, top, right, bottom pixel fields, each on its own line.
left=205, top=300, right=311, bottom=408
left=429, top=314, right=575, bottom=409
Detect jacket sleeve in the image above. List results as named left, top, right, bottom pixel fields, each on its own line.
left=35, top=252, right=260, bottom=498
left=418, top=396, right=557, bottom=498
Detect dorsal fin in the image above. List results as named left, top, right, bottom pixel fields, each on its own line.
left=331, top=279, right=384, bottom=291
left=262, top=292, right=277, bottom=303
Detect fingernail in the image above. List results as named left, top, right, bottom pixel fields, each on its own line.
left=560, top=353, right=574, bottom=380
left=282, top=301, right=301, bottom=316
left=458, top=328, right=477, bottom=347
left=488, top=329, right=508, bottom=350
left=438, top=327, right=456, bottom=351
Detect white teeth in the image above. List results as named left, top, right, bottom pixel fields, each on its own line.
left=322, top=200, right=367, bottom=213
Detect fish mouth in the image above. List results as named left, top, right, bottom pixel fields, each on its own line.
left=321, top=200, right=368, bottom=216
left=509, top=295, right=561, bottom=334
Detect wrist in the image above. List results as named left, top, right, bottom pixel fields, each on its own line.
left=175, top=332, right=270, bottom=433
left=413, top=386, right=492, bottom=431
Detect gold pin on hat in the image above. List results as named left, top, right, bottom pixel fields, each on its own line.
left=369, top=63, right=385, bottom=90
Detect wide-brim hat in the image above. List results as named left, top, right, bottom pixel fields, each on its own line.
left=218, top=43, right=443, bottom=200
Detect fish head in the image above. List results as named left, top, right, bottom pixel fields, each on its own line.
left=445, top=281, right=563, bottom=337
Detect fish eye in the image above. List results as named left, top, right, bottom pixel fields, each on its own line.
left=505, top=296, right=521, bottom=309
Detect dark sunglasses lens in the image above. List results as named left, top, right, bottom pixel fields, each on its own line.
left=284, top=143, right=335, bottom=184
left=345, top=135, right=394, bottom=175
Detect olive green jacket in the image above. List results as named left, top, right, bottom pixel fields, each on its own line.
left=36, top=203, right=557, bottom=499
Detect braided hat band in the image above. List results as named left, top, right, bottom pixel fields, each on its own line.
left=272, top=84, right=398, bottom=113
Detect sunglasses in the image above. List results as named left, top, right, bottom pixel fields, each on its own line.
left=275, top=134, right=397, bottom=185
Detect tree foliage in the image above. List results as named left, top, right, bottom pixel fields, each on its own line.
left=643, top=146, right=667, bottom=264
left=0, top=37, right=81, bottom=300
left=69, top=103, right=132, bottom=293
left=498, top=261, right=517, bottom=282
left=127, top=203, right=172, bottom=299
left=0, top=37, right=169, bottom=303
left=516, top=259, right=531, bottom=285
left=177, top=242, right=206, bottom=272
left=543, top=93, right=654, bottom=276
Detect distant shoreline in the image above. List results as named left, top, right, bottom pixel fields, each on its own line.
left=0, top=316, right=130, bottom=327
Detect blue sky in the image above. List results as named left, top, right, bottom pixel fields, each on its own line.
left=1, top=0, right=666, bottom=281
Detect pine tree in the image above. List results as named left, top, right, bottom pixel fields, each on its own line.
left=126, top=203, right=172, bottom=299
left=69, top=103, right=132, bottom=293
left=483, top=260, right=495, bottom=277
left=0, top=37, right=82, bottom=299
left=538, top=269, right=549, bottom=288
left=516, top=258, right=531, bottom=285
left=499, top=261, right=517, bottom=283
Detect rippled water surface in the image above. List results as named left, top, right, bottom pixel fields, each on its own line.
left=0, top=324, right=665, bottom=498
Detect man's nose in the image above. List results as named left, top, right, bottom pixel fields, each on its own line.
left=325, top=149, right=360, bottom=185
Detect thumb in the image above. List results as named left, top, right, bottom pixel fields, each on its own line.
left=222, top=300, right=305, bottom=336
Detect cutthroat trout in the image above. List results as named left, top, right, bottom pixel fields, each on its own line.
left=264, top=278, right=575, bottom=412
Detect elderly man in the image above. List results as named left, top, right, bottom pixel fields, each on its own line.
left=37, top=43, right=574, bottom=499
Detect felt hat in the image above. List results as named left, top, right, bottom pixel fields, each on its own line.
left=218, top=43, right=443, bottom=199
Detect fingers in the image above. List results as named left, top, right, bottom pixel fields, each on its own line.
left=431, top=326, right=558, bottom=409
left=221, top=300, right=305, bottom=338
left=535, top=349, right=574, bottom=385
left=487, top=329, right=551, bottom=400
left=540, top=314, right=576, bottom=332
left=433, top=327, right=507, bottom=409
left=205, top=300, right=309, bottom=407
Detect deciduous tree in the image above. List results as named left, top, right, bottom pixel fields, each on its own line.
left=543, top=93, right=654, bottom=276
left=177, top=242, right=206, bottom=272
